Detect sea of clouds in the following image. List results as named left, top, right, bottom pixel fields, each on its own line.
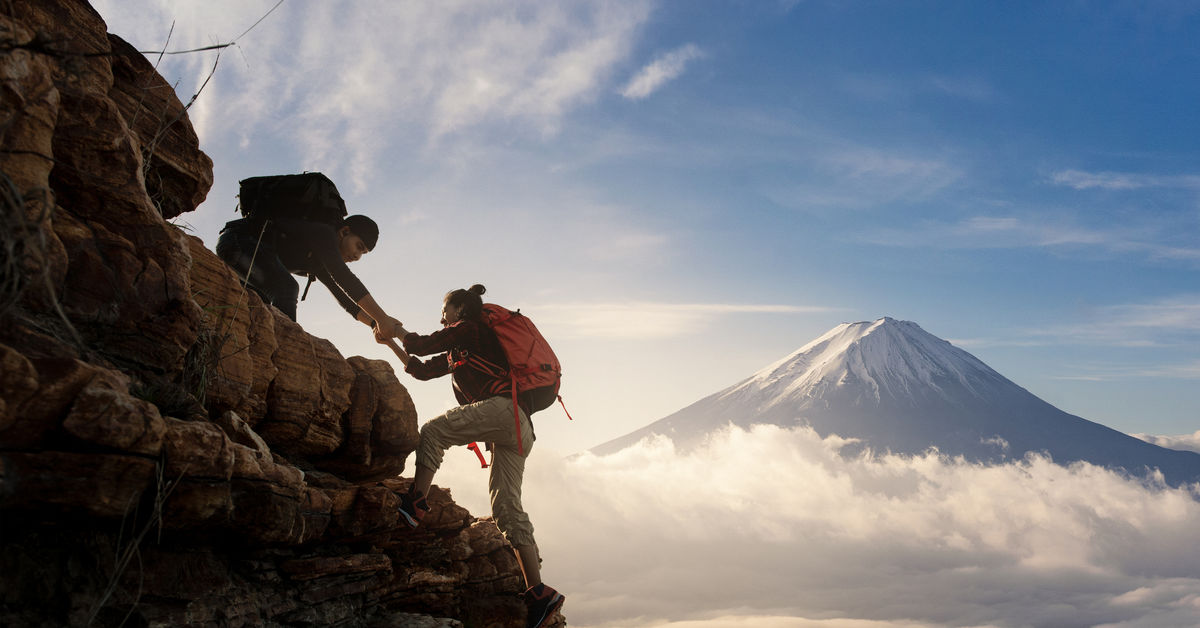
left=440, top=424, right=1200, bottom=627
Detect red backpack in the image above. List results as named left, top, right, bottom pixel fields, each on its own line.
left=466, top=304, right=569, bottom=463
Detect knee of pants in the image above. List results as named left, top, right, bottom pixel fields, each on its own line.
left=415, top=420, right=452, bottom=470
left=493, top=508, right=536, bottom=547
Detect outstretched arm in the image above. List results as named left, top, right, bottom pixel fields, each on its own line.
left=355, top=292, right=402, bottom=332
left=380, top=337, right=411, bottom=367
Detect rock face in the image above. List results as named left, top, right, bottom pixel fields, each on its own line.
left=0, top=2, right=561, bottom=626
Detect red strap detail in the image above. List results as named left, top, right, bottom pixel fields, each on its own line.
left=557, top=395, right=573, bottom=421
left=467, top=442, right=489, bottom=468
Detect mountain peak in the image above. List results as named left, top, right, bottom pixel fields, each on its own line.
left=736, top=317, right=995, bottom=410
left=593, top=318, right=1200, bottom=485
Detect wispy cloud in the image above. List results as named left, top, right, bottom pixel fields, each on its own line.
left=839, top=73, right=997, bottom=104
left=1052, top=169, right=1200, bottom=191
left=763, top=146, right=962, bottom=212
left=439, top=425, right=1200, bottom=627
left=1048, top=361, right=1200, bottom=382
left=621, top=43, right=705, bottom=100
left=1023, top=296, right=1200, bottom=352
left=96, top=1, right=653, bottom=190
left=858, top=215, right=1108, bottom=248
left=1099, top=298, right=1200, bottom=331
left=857, top=214, right=1200, bottom=263
left=532, top=302, right=843, bottom=339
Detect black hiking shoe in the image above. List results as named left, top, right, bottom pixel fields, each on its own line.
left=397, top=491, right=429, bottom=528
left=522, top=583, right=564, bottom=628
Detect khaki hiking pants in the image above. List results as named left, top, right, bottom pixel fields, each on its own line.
left=416, top=395, right=537, bottom=547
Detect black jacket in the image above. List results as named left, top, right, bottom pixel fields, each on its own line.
left=229, top=217, right=369, bottom=319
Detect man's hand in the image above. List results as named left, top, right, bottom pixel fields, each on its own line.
left=373, top=316, right=404, bottom=343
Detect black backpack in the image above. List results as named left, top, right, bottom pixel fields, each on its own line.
left=237, top=172, right=347, bottom=226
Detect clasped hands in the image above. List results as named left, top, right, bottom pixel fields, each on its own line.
left=373, top=316, right=407, bottom=344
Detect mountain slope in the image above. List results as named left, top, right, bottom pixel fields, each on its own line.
left=594, top=318, right=1200, bottom=485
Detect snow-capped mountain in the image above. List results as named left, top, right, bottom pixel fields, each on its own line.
left=593, top=317, right=1200, bottom=485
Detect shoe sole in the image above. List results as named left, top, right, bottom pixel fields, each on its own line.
left=530, top=593, right=564, bottom=628
left=398, top=508, right=421, bottom=529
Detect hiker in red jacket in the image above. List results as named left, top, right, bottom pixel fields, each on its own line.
left=379, top=284, right=564, bottom=627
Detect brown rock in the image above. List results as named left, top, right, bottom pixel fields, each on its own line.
left=0, top=343, right=38, bottom=432
left=61, top=370, right=166, bottom=456
left=12, top=0, right=204, bottom=377
left=5, top=357, right=104, bottom=447
left=328, top=484, right=402, bottom=540
left=163, top=480, right=233, bottom=528
left=344, top=371, right=378, bottom=466
left=216, top=410, right=272, bottom=455
left=0, top=16, right=58, bottom=197
left=259, top=310, right=353, bottom=456
left=347, top=357, right=421, bottom=457
left=280, top=553, right=392, bottom=581
left=163, top=417, right=235, bottom=481
left=316, top=357, right=420, bottom=481
left=0, top=450, right=155, bottom=519
left=229, top=477, right=308, bottom=545
left=9, top=0, right=112, bottom=96
left=133, top=548, right=235, bottom=600
left=300, top=486, right=334, bottom=543
left=185, top=233, right=278, bottom=424
left=106, top=34, right=213, bottom=219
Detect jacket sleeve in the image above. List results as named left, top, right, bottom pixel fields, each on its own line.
left=404, top=353, right=452, bottom=381
left=308, top=264, right=365, bottom=319
left=400, top=323, right=477, bottom=357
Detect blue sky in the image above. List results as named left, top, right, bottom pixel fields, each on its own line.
left=93, top=1, right=1200, bottom=455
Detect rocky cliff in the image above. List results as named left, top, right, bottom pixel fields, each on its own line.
left=0, top=2, right=559, bottom=626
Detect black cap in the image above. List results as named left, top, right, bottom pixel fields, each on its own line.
left=343, top=215, right=378, bottom=251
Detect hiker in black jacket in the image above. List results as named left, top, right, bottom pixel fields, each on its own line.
left=216, top=214, right=401, bottom=332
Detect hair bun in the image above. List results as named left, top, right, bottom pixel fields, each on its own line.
left=468, top=284, right=487, bottom=296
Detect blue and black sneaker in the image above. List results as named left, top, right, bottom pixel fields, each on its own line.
left=397, top=490, right=429, bottom=528
left=522, top=583, right=564, bottom=628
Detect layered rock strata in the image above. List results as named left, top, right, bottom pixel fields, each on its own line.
left=0, top=2, right=561, bottom=626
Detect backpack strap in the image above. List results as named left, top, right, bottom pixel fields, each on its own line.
left=557, top=395, right=574, bottom=421
left=467, top=442, right=488, bottom=468
left=300, top=274, right=316, bottom=301
left=512, top=370, right=524, bottom=456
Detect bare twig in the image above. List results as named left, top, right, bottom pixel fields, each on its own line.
left=137, top=0, right=285, bottom=56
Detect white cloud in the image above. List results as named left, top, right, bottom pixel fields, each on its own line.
left=1021, top=296, right=1200, bottom=352
left=763, top=147, right=962, bottom=212
left=465, top=425, right=1200, bottom=628
left=856, top=215, right=1200, bottom=263
left=1098, top=298, right=1200, bottom=331
left=1133, top=431, right=1200, bottom=454
left=621, top=44, right=705, bottom=100
left=1051, top=169, right=1200, bottom=191
left=530, top=302, right=842, bottom=339
left=93, top=1, right=653, bottom=190
left=858, top=215, right=1112, bottom=249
